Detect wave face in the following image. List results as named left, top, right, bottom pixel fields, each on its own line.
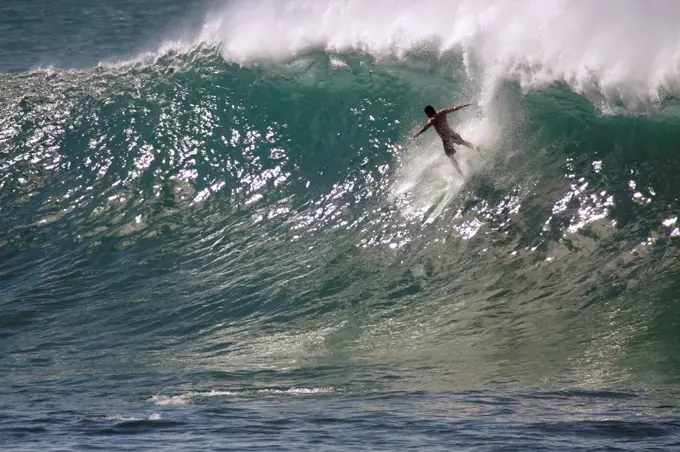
left=2, top=0, right=680, bottom=450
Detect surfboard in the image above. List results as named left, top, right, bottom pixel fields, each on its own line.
left=423, top=185, right=456, bottom=224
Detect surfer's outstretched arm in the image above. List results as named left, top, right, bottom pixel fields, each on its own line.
left=412, top=121, right=431, bottom=138
left=440, top=103, right=471, bottom=115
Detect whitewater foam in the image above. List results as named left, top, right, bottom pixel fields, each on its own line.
left=198, top=0, right=680, bottom=107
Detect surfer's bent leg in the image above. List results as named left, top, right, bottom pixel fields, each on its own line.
left=452, top=131, right=474, bottom=150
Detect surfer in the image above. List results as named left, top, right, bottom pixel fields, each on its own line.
left=412, top=104, right=476, bottom=172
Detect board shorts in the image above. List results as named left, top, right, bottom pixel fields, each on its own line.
left=442, top=132, right=465, bottom=157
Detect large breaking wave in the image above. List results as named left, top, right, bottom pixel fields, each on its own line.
left=3, top=0, right=680, bottom=391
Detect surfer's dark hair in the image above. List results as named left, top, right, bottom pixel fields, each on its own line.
left=424, top=105, right=435, bottom=116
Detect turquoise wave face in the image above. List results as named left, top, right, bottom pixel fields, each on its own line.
left=2, top=46, right=680, bottom=390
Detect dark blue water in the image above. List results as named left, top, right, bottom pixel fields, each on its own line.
left=2, top=1, right=680, bottom=450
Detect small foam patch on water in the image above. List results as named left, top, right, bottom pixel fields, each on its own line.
left=148, top=387, right=338, bottom=405
left=86, top=413, right=163, bottom=421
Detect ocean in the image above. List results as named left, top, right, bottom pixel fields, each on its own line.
left=2, top=0, right=680, bottom=450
